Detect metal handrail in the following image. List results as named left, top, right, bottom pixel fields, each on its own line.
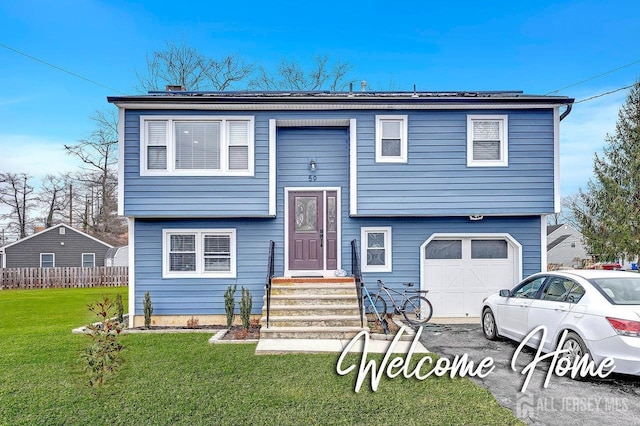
left=351, top=239, right=364, bottom=328
left=264, top=240, right=275, bottom=328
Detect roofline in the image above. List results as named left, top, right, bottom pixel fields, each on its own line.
left=0, top=223, right=113, bottom=251
left=108, top=90, right=574, bottom=109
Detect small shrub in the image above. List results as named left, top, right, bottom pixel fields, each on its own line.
left=115, top=293, right=124, bottom=323
left=239, top=286, right=252, bottom=331
left=143, top=291, right=153, bottom=329
left=186, top=316, right=200, bottom=329
left=80, top=297, right=125, bottom=387
left=224, top=284, right=236, bottom=328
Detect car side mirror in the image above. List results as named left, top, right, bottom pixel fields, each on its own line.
left=499, top=289, right=511, bottom=297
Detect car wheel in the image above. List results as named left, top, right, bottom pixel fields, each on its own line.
left=482, top=308, right=498, bottom=340
left=558, top=331, right=590, bottom=378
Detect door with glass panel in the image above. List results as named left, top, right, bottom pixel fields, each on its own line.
left=288, top=191, right=338, bottom=272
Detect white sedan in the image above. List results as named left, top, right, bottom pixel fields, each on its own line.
left=481, top=269, right=640, bottom=376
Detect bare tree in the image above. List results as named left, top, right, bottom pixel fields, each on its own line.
left=0, top=172, right=36, bottom=239
left=136, top=41, right=252, bottom=92
left=36, top=173, right=72, bottom=228
left=65, top=109, right=126, bottom=245
left=250, top=55, right=354, bottom=91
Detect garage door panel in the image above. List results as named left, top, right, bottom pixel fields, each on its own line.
left=424, top=237, right=518, bottom=317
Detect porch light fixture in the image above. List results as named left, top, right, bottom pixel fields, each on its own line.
left=309, top=160, right=317, bottom=172
left=469, top=215, right=484, bottom=221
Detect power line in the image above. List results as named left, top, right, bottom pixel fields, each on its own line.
left=545, top=58, right=640, bottom=95
left=575, top=83, right=636, bottom=104
left=0, top=43, right=128, bottom=95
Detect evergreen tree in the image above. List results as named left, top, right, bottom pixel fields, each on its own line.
left=575, top=80, right=640, bottom=261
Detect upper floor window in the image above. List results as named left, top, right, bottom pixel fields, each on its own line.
left=141, top=116, right=254, bottom=176
left=467, top=115, right=508, bottom=167
left=375, top=115, right=408, bottom=163
left=162, top=229, right=236, bottom=278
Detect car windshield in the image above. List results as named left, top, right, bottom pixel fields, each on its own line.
left=589, top=277, right=640, bottom=305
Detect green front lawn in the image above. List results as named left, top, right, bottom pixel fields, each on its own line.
left=0, top=287, right=522, bottom=425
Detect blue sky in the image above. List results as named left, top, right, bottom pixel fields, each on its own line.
left=1, top=0, right=639, bottom=199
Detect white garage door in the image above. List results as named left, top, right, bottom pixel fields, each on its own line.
left=423, top=237, right=519, bottom=317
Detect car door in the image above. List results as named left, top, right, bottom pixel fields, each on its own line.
left=496, top=276, right=547, bottom=340
left=527, top=277, right=584, bottom=351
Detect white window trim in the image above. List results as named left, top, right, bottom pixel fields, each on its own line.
left=162, top=229, right=237, bottom=278
left=40, top=253, right=55, bottom=268
left=361, top=227, right=392, bottom=272
left=375, top=115, right=408, bottom=163
left=140, top=116, right=255, bottom=176
left=82, top=253, right=95, bottom=267
left=467, top=115, right=508, bottom=167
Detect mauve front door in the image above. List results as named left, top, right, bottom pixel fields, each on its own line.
left=289, top=191, right=323, bottom=271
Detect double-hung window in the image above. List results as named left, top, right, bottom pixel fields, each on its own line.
left=141, top=117, right=254, bottom=175
left=163, top=229, right=236, bottom=278
left=82, top=253, right=96, bottom=267
left=40, top=253, right=55, bottom=268
left=361, top=227, right=392, bottom=272
left=375, top=115, right=408, bottom=163
left=467, top=115, right=508, bottom=167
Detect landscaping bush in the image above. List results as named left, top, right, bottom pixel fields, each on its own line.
left=80, top=297, right=125, bottom=387
left=143, top=291, right=153, bottom=329
left=224, top=284, right=236, bottom=327
left=239, top=286, right=252, bottom=331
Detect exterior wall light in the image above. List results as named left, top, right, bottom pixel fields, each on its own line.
left=309, top=160, right=317, bottom=172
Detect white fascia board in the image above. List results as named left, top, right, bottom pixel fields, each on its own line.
left=349, top=118, right=358, bottom=216
left=0, top=223, right=112, bottom=250
left=268, top=119, right=277, bottom=216
left=553, top=107, right=561, bottom=213
left=118, top=107, right=125, bottom=216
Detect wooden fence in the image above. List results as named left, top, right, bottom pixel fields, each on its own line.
left=1, top=267, right=128, bottom=290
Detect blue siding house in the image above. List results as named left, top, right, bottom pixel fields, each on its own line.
left=108, top=90, right=573, bottom=327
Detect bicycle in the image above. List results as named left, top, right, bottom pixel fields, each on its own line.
left=365, top=279, right=433, bottom=326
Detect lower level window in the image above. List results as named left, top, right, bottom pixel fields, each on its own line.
left=361, top=227, right=392, bottom=272
left=163, top=229, right=236, bottom=278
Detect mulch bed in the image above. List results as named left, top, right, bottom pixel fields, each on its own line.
left=221, top=324, right=261, bottom=340
left=366, top=313, right=401, bottom=334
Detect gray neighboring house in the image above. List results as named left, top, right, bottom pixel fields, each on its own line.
left=0, top=224, right=112, bottom=268
left=547, top=224, right=588, bottom=268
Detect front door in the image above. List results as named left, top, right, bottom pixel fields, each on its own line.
left=288, top=190, right=338, bottom=274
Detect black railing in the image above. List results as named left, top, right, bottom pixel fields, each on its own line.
left=264, top=240, right=275, bottom=328
left=351, top=239, right=365, bottom=328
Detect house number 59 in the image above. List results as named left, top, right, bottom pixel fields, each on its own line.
left=308, top=175, right=317, bottom=182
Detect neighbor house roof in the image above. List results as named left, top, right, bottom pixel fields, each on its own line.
left=0, top=224, right=112, bottom=251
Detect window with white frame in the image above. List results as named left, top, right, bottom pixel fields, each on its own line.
left=82, top=253, right=95, bottom=267
left=375, top=115, right=408, bottom=163
left=141, top=117, right=254, bottom=175
left=467, top=115, right=508, bottom=167
left=40, top=253, right=55, bottom=268
left=361, top=227, right=392, bottom=272
left=163, top=229, right=236, bottom=278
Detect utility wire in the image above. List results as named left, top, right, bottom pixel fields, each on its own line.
left=575, top=83, right=636, bottom=104
left=0, top=43, right=128, bottom=95
left=545, top=58, right=640, bottom=95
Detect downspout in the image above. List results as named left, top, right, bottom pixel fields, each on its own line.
left=559, top=103, right=573, bottom=121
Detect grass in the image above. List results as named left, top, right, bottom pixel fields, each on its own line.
left=0, top=287, right=523, bottom=425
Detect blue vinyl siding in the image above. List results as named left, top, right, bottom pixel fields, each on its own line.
left=123, top=110, right=271, bottom=217
left=355, top=109, right=555, bottom=215
left=123, top=108, right=556, bottom=218
left=133, top=215, right=541, bottom=315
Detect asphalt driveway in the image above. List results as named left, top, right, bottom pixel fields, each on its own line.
left=418, top=323, right=640, bottom=425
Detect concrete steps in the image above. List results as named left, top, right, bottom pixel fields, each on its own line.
left=260, top=277, right=367, bottom=340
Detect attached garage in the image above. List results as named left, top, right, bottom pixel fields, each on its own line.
left=421, top=234, right=521, bottom=318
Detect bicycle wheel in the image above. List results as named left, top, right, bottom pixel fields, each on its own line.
left=365, top=295, right=387, bottom=317
left=402, top=295, right=433, bottom=325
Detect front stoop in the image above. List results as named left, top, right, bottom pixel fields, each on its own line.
left=259, top=277, right=367, bottom=342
